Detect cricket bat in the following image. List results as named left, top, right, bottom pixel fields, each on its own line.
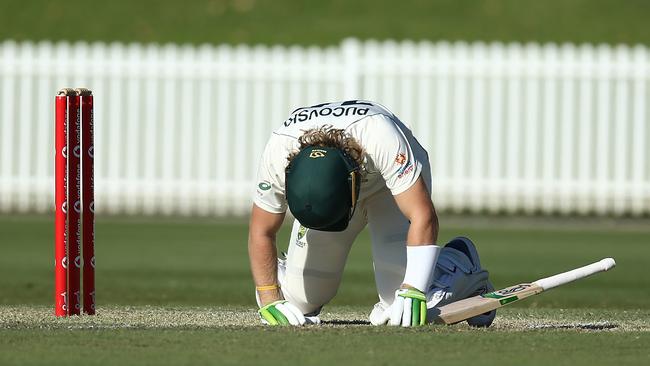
left=431, top=258, right=616, bottom=324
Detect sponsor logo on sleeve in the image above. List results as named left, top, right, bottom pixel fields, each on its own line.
left=397, top=161, right=413, bottom=179
left=395, top=152, right=414, bottom=179
left=258, top=181, right=272, bottom=191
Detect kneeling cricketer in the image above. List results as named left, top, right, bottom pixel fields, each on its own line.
left=248, top=100, right=495, bottom=327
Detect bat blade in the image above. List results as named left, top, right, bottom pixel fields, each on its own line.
left=431, top=283, right=543, bottom=325
left=430, top=258, right=616, bottom=325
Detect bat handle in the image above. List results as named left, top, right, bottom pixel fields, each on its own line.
left=532, top=258, right=616, bottom=291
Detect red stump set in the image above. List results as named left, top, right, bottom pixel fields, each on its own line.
left=54, top=88, right=95, bottom=317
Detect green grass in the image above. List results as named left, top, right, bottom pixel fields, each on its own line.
left=1, top=0, right=649, bottom=45
left=1, top=326, right=648, bottom=366
left=0, top=214, right=649, bottom=365
left=1, top=215, right=647, bottom=308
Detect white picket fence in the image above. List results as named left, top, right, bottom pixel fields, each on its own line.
left=0, top=39, right=648, bottom=216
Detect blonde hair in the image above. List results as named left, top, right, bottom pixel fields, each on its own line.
left=287, top=125, right=365, bottom=168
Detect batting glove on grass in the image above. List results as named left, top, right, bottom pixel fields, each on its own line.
left=258, top=300, right=306, bottom=326
left=389, top=288, right=427, bottom=327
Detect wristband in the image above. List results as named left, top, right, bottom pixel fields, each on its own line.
left=256, top=284, right=280, bottom=291
left=402, top=245, right=441, bottom=292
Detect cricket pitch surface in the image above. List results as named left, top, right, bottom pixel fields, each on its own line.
left=1, top=306, right=648, bottom=332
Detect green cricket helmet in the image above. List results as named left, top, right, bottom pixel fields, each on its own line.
left=285, top=146, right=361, bottom=232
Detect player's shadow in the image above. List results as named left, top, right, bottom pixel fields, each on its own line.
left=529, top=322, right=618, bottom=330
left=322, top=319, right=370, bottom=325
left=427, top=307, right=443, bottom=323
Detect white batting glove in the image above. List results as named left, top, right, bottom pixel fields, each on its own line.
left=258, top=300, right=307, bottom=326
left=369, top=302, right=391, bottom=325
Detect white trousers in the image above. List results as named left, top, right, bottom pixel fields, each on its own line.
left=279, top=172, right=431, bottom=315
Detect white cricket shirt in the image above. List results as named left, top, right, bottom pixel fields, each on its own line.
left=254, top=100, right=429, bottom=214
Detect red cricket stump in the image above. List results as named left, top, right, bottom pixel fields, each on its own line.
left=79, top=88, right=96, bottom=315
left=54, top=92, right=70, bottom=317
left=67, top=94, right=82, bottom=316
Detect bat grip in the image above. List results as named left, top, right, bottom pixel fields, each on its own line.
left=532, top=258, right=616, bottom=291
